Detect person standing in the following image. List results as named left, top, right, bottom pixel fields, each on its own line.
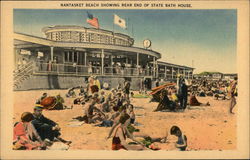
left=123, top=80, right=131, bottom=100
left=229, top=77, right=238, bottom=114
left=155, top=79, right=160, bottom=87
left=178, top=79, right=188, bottom=110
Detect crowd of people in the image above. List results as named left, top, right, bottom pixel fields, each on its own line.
left=13, top=75, right=237, bottom=150
left=151, top=76, right=237, bottom=113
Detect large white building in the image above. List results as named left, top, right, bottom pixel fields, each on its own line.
left=14, top=25, right=194, bottom=90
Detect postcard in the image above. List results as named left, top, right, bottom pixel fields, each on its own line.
left=1, top=0, right=249, bottom=159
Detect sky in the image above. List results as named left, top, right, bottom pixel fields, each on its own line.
left=14, top=9, right=237, bottom=73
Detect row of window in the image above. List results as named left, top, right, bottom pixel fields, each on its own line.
left=64, top=51, right=78, bottom=63
left=46, top=31, right=131, bottom=46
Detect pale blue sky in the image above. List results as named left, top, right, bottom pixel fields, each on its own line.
left=14, top=9, right=237, bottom=73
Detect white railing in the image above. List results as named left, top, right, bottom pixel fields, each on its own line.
left=34, top=62, right=154, bottom=77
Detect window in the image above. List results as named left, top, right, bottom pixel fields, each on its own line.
left=69, top=51, right=72, bottom=62
left=64, top=51, right=78, bottom=63
left=64, top=51, right=68, bottom=62
left=74, top=52, right=78, bottom=63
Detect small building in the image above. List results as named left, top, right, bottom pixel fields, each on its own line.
left=223, top=73, right=237, bottom=80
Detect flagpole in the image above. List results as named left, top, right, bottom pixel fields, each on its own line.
left=127, top=18, right=129, bottom=36
left=132, top=23, right=134, bottom=38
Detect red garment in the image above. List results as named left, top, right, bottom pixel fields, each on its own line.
left=189, top=95, right=201, bottom=106
left=13, top=122, right=40, bottom=150
left=112, top=127, right=127, bottom=150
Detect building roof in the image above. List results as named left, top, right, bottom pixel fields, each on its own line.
left=14, top=32, right=161, bottom=59
left=42, top=25, right=133, bottom=39
left=157, top=61, right=195, bottom=70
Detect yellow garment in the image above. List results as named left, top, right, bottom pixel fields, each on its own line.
left=171, top=94, right=178, bottom=102
left=94, top=80, right=101, bottom=90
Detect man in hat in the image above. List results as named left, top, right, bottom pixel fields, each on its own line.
left=178, top=78, right=188, bottom=110
left=32, top=105, right=71, bottom=145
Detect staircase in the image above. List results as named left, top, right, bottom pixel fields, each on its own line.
left=13, top=61, right=34, bottom=90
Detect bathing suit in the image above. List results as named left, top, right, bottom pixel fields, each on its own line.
left=112, top=126, right=127, bottom=150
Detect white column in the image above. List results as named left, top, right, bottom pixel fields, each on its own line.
left=136, top=53, right=139, bottom=66
left=111, top=55, right=113, bottom=75
left=188, top=70, right=190, bottom=79
left=172, top=67, right=174, bottom=79
left=184, top=68, right=186, bottom=78
left=137, top=53, right=139, bottom=75
left=101, top=49, right=104, bottom=75
left=156, top=61, right=158, bottom=78
left=50, top=46, right=54, bottom=61
left=84, top=52, right=87, bottom=66
left=165, top=66, right=167, bottom=79
left=153, top=57, right=156, bottom=77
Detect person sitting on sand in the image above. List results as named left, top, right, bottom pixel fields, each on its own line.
left=170, top=126, right=187, bottom=151
left=79, top=86, right=86, bottom=96
left=75, top=96, right=106, bottom=123
left=111, top=113, right=145, bottom=150
left=170, top=89, right=179, bottom=103
left=126, top=101, right=135, bottom=124
left=99, top=91, right=106, bottom=104
left=65, top=87, right=76, bottom=98
left=110, top=92, right=124, bottom=112
left=100, top=94, right=112, bottom=113
left=189, top=92, right=201, bottom=106
left=31, top=105, right=71, bottom=145
left=154, top=90, right=177, bottom=112
left=13, top=112, right=45, bottom=150
left=36, top=93, right=48, bottom=104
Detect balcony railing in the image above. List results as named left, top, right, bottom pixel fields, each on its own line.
left=33, top=62, right=155, bottom=77
left=32, top=62, right=193, bottom=79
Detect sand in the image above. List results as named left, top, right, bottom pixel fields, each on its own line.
left=13, top=89, right=237, bottom=150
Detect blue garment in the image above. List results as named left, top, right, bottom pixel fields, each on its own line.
left=32, top=114, right=60, bottom=141
left=97, top=120, right=113, bottom=127
left=176, top=134, right=187, bottom=151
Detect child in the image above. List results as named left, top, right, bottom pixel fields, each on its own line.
left=170, top=126, right=187, bottom=151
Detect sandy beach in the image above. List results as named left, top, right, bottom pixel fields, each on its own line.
left=13, top=89, right=237, bottom=151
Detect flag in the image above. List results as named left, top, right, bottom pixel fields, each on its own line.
left=114, top=14, right=126, bottom=29
left=86, top=12, right=99, bottom=29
